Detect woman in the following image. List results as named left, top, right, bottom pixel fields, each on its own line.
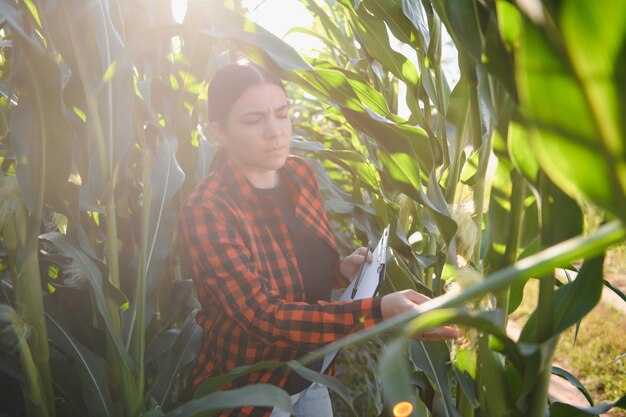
left=179, top=59, right=459, bottom=417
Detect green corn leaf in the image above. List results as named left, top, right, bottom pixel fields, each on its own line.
left=0, top=106, right=7, bottom=141
left=49, top=349, right=88, bottom=417
left=367, top=0, right=427, bottom=53
left=410, top=341, right=461, bottom=417
left=44, top=299, right=115, bottom=417
left=339, top=108, right=434, bottom=173
left=3, top=12, right=72, bottom=220
left=515, top=2, right=626, bottom=222
left=423, top=170, right=457, bottom=246
left=453, top=364, right=478, bottom=408
left=384, top=248, right=429, bottom=296
left=203, top=4, right=311, bottom=72
left=44, top=0, right=135, bottom=197
left=0, top=351, right=23, bottom=382
left=0, top=2, right=33, bottom=43
left=549, top=394, right=626, bottom=417
left=552, top=255, right=605, bottom=335
left=508, top=117, right=540, bottom=184
left=39, top=232, right=132, bottom=367
left=149, top=310, right=202, bottom=408
left=299, top=0, right=359, bottom=59
left=164, top=384, right=294, bottom=417
left=433, top=0, right=516, bottom=96
left=550, top=366, right=593, bottom=407
left=144, top=329, right=178, bottom=365
left=315, top=149, right=381, bottom=190
left=338, top=0, right=419, bottom=89
left=337, top=68, right=405, bottom=123
left=193, top=361, right=282, bottom=399
left=154, top=280, right=197, bottom=332
left=128, top=129, right=185, bottom=360
left=540, top=176, right=584, bottom=248
left=287, top=360, right=358, bottom=417
left=476, top=335, right=511, bottom=417
left=519, top=255, right=605, bottom=345
left=602, top=279, right=626, bottom=305
left=378, top=338, right=418, bottom=417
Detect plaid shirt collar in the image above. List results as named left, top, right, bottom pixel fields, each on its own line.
left=220, top=153, right=334, bottom=248
left=222, top=153, right=308, bottom=203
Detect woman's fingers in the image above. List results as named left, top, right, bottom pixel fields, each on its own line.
left=414, top=326, right=461, bottom=341
left=401, top=290, right=461, bottom=340
left=350, top=254, right=368, bottom=264
left=354, top=246, right=373, bottom=262
left=381, top=290, right=461, bottom=340
left=339, top=247, right=373, bottom=281
left=344, top=248, right=372, bottom=270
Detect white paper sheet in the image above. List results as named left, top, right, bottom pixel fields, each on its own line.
left=320, top=227, right=388, bottom=373
left=339, top=234, right=386, bottom=302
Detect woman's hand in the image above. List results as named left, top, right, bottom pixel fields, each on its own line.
left=381, top=290, right=461, bottom=341
left=339, top=246, right=373, bottom=282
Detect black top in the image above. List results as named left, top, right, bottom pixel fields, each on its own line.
left=255, top=178, right=337, bottom=394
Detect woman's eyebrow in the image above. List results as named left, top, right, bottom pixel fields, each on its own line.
left=240, top=103, right=289, bottom=117
left=240, top=109, right=266, bottom=118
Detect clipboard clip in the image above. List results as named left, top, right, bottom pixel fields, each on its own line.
left=377, top=225, right=389, bottom=274
left=349, top=225, right=390, bottom=300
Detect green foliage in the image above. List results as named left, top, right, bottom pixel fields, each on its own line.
left=0, top=0, right=625, bottom=417
left=277, top=1, right=626, bottom=416
left=1, top=0, right=213, bottom=415
left=331, top=339, right=385, bottom=417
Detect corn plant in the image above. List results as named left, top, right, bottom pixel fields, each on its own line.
left=188, top=1, right=626, bottom=416
left=1, top=1, right=626, bottom=417
left=0, top=0, right=292, bottom=416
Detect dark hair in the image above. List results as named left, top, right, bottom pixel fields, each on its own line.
left=207, top=60, right=285, bottom=126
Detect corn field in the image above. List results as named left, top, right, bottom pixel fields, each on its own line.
left=0, top=0, right=625, bottom=416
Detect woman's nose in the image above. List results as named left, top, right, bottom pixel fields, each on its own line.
left=265, top=116, right=284, bottom=139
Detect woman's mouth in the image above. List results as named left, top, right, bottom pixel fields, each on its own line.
left=265, top=147, right=286, bottom=154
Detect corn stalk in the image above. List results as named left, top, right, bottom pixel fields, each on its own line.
left=2, top=204, right=54, bottom=417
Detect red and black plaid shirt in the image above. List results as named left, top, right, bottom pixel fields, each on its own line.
left=179, top=155, right=383, bottom=417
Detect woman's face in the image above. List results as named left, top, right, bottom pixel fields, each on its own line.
left=214, top=82, right=292, bottom=185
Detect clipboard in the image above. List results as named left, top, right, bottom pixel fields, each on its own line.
left=321, top=225, right=390, bottom=373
